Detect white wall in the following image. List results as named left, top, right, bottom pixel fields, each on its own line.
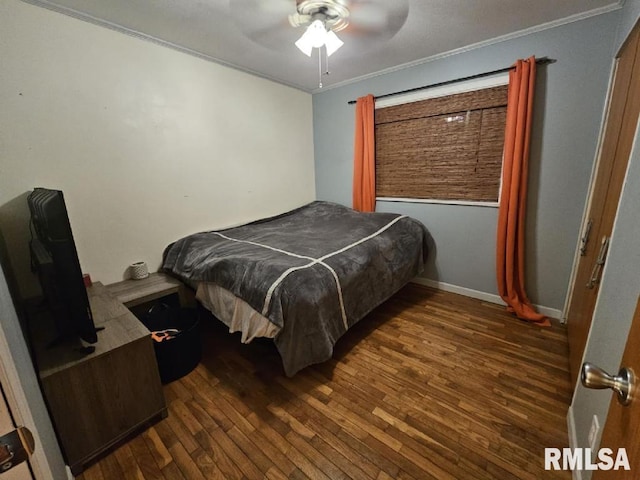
left=0, top=0, right=315, bottom=298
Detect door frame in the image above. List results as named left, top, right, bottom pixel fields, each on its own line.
left=0, top=263, right=67, bottom=479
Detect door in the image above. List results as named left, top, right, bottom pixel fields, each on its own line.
left=0, top=383, right=34, bottom=479
left=0, top=255, right=63, bottom=478
left=591, top=296, right=640, bottom=479
left=566, top=21, right=640, bottom=385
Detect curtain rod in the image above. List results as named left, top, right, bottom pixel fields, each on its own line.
left=347, top=57, right=555, bottom=105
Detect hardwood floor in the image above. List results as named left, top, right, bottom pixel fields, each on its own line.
left=76, top=284, right=573, bottom=479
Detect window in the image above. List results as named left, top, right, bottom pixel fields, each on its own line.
left=375, top=77, right=508, bottom=205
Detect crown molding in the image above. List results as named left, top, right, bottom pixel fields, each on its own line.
left=19, top=0, right=310, bottom=93
left=313, top=2, right=623, bottom=94
left=19, top=0, right=622, bottom=95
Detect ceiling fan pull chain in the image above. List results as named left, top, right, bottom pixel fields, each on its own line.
left=325, top=47, right=330, bottom=76
left=318, top=47, right=323, bottom=88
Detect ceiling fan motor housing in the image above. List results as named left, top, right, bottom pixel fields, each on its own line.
left=296, top=0, right=350, bottom=31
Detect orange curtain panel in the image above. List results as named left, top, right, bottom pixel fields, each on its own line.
left=496, top=57, right=550, bottom=326
left=353, top=94, right=376, bottom=212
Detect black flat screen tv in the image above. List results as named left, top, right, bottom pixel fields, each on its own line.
left=28, top=188, right=99, bottom=346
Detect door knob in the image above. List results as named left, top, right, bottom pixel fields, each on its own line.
left=581, top=362, right=634, bottom=406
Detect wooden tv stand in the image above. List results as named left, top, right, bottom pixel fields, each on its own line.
left=30, top=282, right=167, bottom=475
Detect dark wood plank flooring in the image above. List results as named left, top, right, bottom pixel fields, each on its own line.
left=77, top=284, right=572, bottom=479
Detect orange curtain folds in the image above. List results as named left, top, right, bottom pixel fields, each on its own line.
left=353, top=94, right=376, bottom=212
left=496, top=57, right=550, bottom=326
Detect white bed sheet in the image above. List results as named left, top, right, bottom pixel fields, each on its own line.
left=195, top=282, right=280, bottom=343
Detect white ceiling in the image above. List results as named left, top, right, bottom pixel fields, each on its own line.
left=28, top=0, right=621, bottom=92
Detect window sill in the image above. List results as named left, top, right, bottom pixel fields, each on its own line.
left=376, top=197, right=499, bottom=208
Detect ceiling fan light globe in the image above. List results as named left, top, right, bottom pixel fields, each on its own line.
left=295, top=35, right=314, bottom=56
left=295, top=20, right=329, bottom=56
left=325, top=30, right=344, bottom=56
left=307, top=20, right=328, bottom=48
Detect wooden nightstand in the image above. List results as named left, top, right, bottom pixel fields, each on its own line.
left=106, top=272, right=182, bottom=308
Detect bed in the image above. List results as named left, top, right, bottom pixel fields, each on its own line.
left=161, top=201, right=428, bottom=376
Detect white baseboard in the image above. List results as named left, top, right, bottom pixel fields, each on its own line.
left=566, top=405, right=582, bottom=480
left=410, top=277, right=563, bottom=321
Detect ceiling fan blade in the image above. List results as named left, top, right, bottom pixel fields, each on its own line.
left=229, top=0, right=294, bottom=31
left=343, top=0, right=409, bottom=43
left=230, top=0, right=298, bottom=47
left=288, top=13, right=312, bottom=28
left=349, top=3, right=388, bottom=29
left=231, top=0, right=294, bottom=17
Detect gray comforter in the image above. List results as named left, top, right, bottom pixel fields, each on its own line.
left=162, top=201, right=428, bottom=376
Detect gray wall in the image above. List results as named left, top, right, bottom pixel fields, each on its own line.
left=313, top=12, right=620, bottom=312
left=570, top=3, right=640, bottom=478
left=615, top=0, right=640, bottom=49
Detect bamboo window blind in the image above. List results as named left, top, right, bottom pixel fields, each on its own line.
left=375, top=85, right=508, bottom=202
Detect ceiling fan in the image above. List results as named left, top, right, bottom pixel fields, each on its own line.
left=229, top=0, right=409, bottom=87
left=230, top=0, right=409, bottom=54
left=288, top=1, right=352, bottom=56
